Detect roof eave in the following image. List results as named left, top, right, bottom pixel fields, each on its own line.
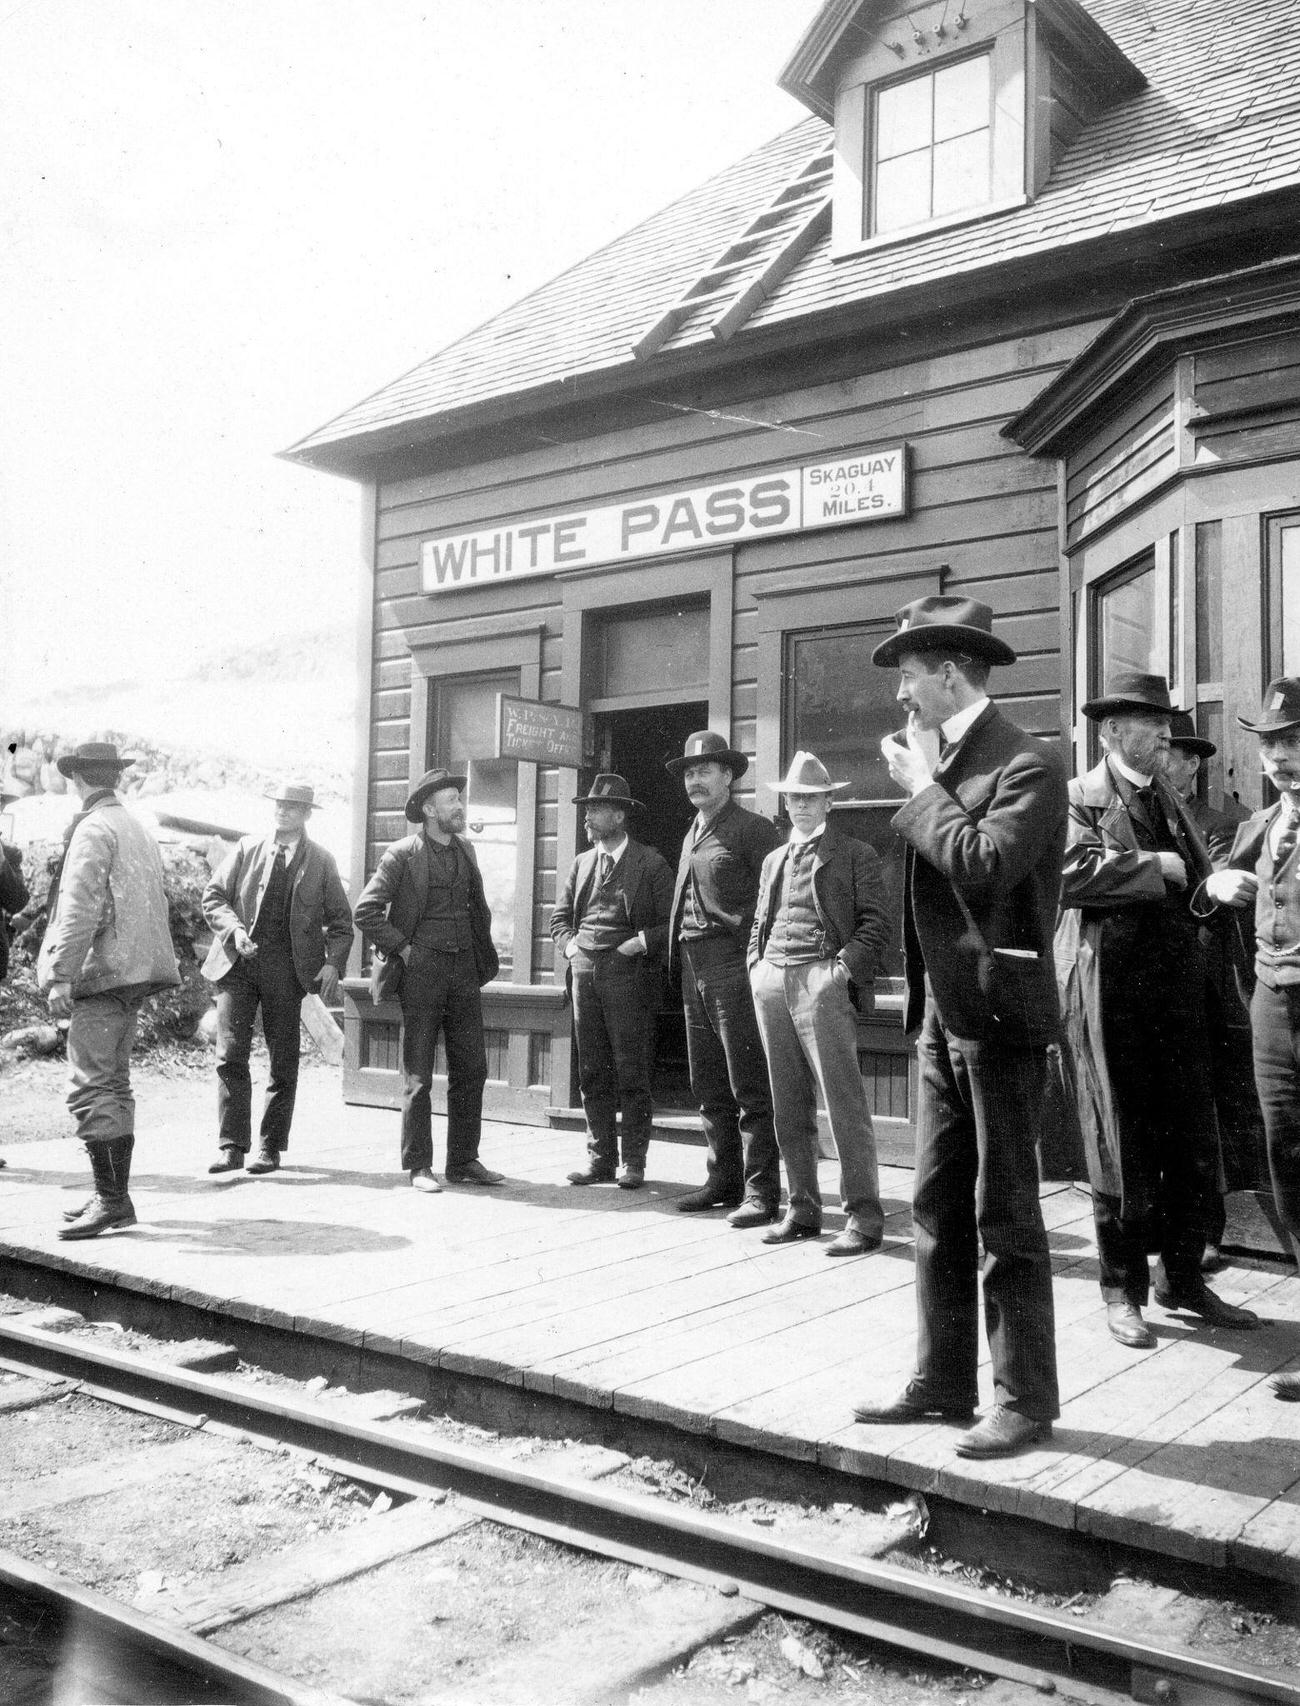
left=776, top=0, right=861, bottom=121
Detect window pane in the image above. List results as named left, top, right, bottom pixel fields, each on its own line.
left=1195, top=520, right=1223, bottom=682
left=1282, top=523, right=1300, bottom=676
left=595, top=602, right=709, bottom=696
left=931, top=129, right=990, bottom=216
left=1098, top=560, right=1167, bottom=680
left=875, top=149, right=932, bottom=232
left=876, top=76, right=932, bottom=160
left=933, top=55, right=989, bottom=141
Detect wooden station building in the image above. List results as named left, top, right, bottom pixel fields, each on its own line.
left=284, top=0, right=1300, bottom=1204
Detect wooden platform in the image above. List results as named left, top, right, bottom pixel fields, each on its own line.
left=3, top=1070, right=1300, bottom=1586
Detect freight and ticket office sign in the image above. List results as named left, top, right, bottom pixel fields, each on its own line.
left=496, top=696, right=586, bottom=768
left=420, top=444, right=909, bottom=593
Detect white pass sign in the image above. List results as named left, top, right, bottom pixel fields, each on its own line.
left=421, top=445, right=908, bottom=593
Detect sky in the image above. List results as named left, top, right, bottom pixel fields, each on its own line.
left=0, top=0, right=823, bottom=734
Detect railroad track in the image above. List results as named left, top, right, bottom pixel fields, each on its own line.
left=0, top=1309, right=1296, bottom=1706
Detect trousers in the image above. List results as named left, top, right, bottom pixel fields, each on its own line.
left=570, top=950, right=656, bottom=1168
left=681, top=938, right=779, bottom=1205
left=399, top=947, right=486, bottom=1173
left=215, top=946, right=305, bottom=1154
left=749, top=957, right=881, bottom=1235
left=67, top=987, right=147, bottom=1144
left=1250, top=979, right=1300, bottom=1261
left=911, top=1005, right=1059, bottom=1421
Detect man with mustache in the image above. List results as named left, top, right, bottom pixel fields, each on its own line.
left=1057, top=672, right=1258, bottom=1350
left=664, top=731, right=782, bottom=1222
left=1202, top=678, right=1300, bottom=1394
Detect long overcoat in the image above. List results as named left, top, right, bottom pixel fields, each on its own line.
left=1054, top=757, right=1216, bottom=1209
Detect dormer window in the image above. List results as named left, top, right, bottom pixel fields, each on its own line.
left=873, top=53, right=992, bottom=236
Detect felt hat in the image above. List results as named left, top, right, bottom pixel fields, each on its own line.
left=1238, top=678, right=1300, bottom=736
left=1082, top=671, right=1173, bottom=720
left=1167, top=712, right=1215, bottom=758
left=266, top=781, right=316, bottom=807
left=871, top=595, right=1016, bottom=668
left=572, top=773, right=642, bottom=810
left=664, top=729, right=749, bottom=780
left=767, top=751, right=848, bottom=794
left=405, top=767, right=467, bottom=823
left=56, top=741, right=137, bottom=779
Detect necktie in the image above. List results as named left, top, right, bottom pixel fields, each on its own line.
left=599, top=852, right=613, bottom=887
left=1276, top=809, right=1300, bottom=870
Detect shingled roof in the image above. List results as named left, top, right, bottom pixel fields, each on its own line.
left=285, top=0, right=1300, bottom=469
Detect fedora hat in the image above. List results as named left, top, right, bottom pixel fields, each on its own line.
left=1239, top=678, right=1300, bottom=736
left=572, top=773, right=642, bottom=810
left=56, top=740, right=137, bottom=779
left=871, top=595, right=1016, bottom=668
left=1167, top=711, right=1215, bottom=758
left=664, top=729, right=748, bottom=779
left=405, top=766, right=467, bottom=823
left=767, top=751, right=848, bottom=794
left=1082, top=671, right=1173, bottom=720
left=266, top=781, right=316, bottom=808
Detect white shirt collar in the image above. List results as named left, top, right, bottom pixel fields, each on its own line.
left=940, top=696, right=990, bottom=747
left=597, top=834, right=628, bottom=865
left=789, top=823, right=826, bottom=847
left=1109, top=754, right=1153, bottom=789
left=271, top=833, right=303, bottom=860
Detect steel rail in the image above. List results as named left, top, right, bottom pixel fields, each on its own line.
left=0, top=1545, right=353, bottom=1706
left=1, top=1316, right=1296, bottom=1706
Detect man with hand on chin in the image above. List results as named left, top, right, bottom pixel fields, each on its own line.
left=354, top=768, right=501, bottom=1192
left=203, top=783, right=353, bottom=1176
left=551, top=775, right=673, bottom=1191
left=1202, top=679, right=1300, bottom=1395
left=1057, top=672, right=1257, bottom=1349
left=853, top=596, right=1065, bottom=1460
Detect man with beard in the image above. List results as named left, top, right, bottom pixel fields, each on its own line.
left=664, top=731, right=782, bottom=1222
left=354, top=768, right=502, bottom=1192
left=551, top=774, right=673, bottom=1190
left=1056, top=672, right=1258, bottom=1349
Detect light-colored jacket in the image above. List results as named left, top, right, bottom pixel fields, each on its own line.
left=37, top=795, right=180, bottom=998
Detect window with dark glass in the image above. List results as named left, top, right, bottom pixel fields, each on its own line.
left=427, top=668, right=519, bottom=976
left=1268, top=511, right=1300, bottom=678
left=872, top=54, right=992, bottom=235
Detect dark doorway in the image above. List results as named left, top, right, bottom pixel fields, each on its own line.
left=587, top=699, right=707, bottom=1109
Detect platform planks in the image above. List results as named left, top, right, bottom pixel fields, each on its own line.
left=2, top=1071, right=1299, bottom=1584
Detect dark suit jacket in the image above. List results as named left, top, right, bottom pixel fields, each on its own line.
left=668, top=798, right=781, bottom=973
left=895, top=702, right=1067, bottom=1045
left=202, top=834, right=353, bottom=993
left=354, top=832, right=499, bottom=1002
left=550, top=838, right=674, bottom=972
left=747, top=822, right=887, bottom=1014
left=0, top=841, right=29, bottom=982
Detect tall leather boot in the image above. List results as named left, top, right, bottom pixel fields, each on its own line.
left=59, top=1135, right=137, bottom=1240
left=61, top=1132, right=136, bottom=1223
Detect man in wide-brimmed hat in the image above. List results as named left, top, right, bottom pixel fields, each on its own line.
left=663, top=730, right=783, bottom=1222
left=354, top=767, right=502, bottom=1191
left=36, top=742, right=180, bottom=1239
left=551, top=774, right=673, bottom=1189
left=1057, top=670, right=1258, bottom=1351
left=747, top=751, right=888, bottom=1256
left=1203, top=678, right=1300, bottom=1395
left=201, top=782, right=353, bottom=1177
left=853, top=596, right=1067, bottom=1460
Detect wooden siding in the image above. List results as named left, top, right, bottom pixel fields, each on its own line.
left=358, top=318, right=1100, bottom=980
left=1065, top=382, right=1177, bottom=549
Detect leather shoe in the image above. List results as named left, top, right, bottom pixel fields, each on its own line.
left=676, top=1185, right=742, bottom=1213
left=1106, top=1301, right=1155, bottom=1349
left=954, top=1406, right=1052, bottom=1459
left=727, top=1198, right=779, bottom=1229
left=409, top=1168, right=443, bottom=1193
left=616, top=1164, right=645, bottom=1190
left=445, top=1160, right=504, bottom=1185
left=852, top=1382, right=974, bottom=1424
left=567, top=1165, right=616, bottom=1185
left=1201, top=1243, right=1226, bottom=1274
left=826, top=1227, right=882, bottom=1258
left=246, top=1150, right=280, bottom=1175
left=1272, top=1372, right=1300, bottom=1402
left=208, top=1151, right=244, bottom=1174
left=1154, top=1280, right=1259, bottom=1329
left=761, top=1216, right=820, bottom=1245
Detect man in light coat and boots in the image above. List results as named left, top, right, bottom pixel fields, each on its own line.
left=37, top=742, right=179, bottom=1239
left=665, top=731, right=783, bottom=1223
left=1055, top=671, right=1258, bottom=1350
left=202, top=782, right=353, bottom=1175
left=551, top=774, right=673, bottom=1190
left=354, top=768, right=502, bottom=1192
left=853, top=597, right=1066, bottom=1459
left=747, top=752, right=888, bottom=1255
